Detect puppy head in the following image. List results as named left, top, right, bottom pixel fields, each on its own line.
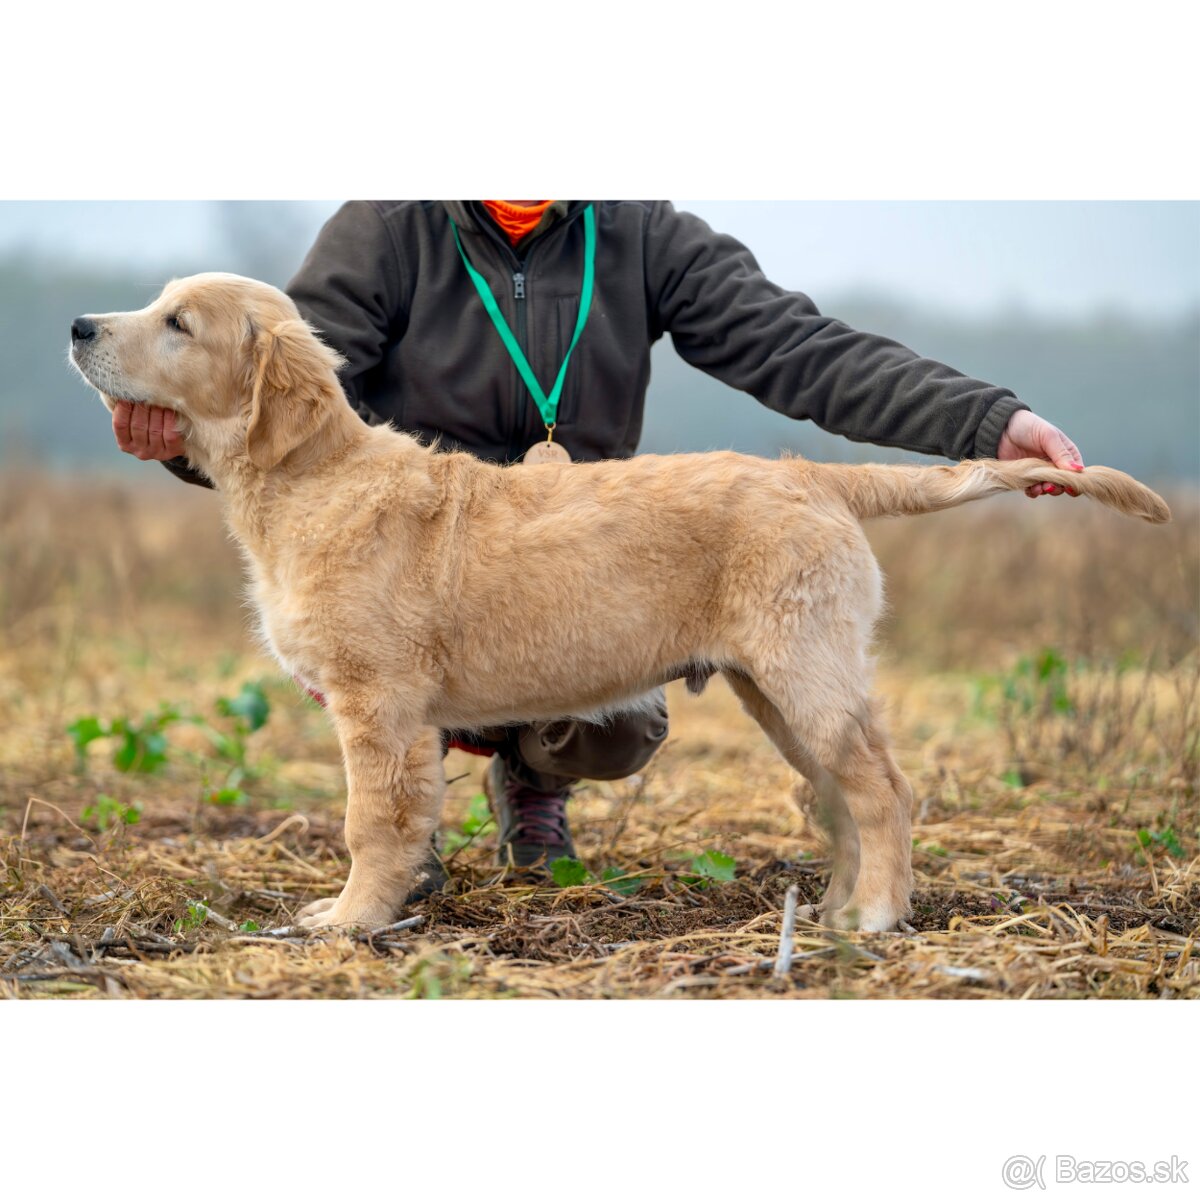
left=70, top=272, right=346, bottom=475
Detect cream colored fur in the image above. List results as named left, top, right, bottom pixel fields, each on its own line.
left=70, top=274, right=1171, bottom=933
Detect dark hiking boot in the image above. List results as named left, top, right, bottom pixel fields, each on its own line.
left=485, top=755, right=576, bottom=870
left=403, top=841, right=449, bottom=904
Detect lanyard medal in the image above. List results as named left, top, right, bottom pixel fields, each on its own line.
left=449, top=203, right=596, bottom=464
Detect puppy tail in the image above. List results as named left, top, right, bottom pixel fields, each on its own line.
left=816, top=458, right=1171, bottom=525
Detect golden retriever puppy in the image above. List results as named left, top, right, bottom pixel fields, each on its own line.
left=69, top=273, right=1171, bottom=933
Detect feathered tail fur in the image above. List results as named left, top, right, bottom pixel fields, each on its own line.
left=817, top=458, right=1171, bottom=525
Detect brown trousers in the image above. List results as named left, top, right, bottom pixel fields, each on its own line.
left=445, top=687, right=669, bottom=790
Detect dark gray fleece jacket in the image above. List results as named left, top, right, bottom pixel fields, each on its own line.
left=163, top=200, right=1027, bottom=487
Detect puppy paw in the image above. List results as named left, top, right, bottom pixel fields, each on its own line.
left=296, top=896, right=338, bottom=920
left=297, top=898, right=396, bottom=932
left=822, top=901, right=908, bottom=933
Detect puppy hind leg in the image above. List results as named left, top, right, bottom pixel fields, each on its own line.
left=808, top=699, right=913, bottom=932
left=746, top=665, right=913, bottom=933
left=722, top=670, right=860, bottom=915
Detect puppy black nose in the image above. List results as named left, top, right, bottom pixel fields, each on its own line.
left=71, top=317, right=97, bottom=343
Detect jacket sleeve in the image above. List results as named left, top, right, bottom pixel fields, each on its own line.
left=161, top=455, right=214, bottom=489
left=285, top=200, right=408, bottom=425
left=643, top=203, right=1027, bottom=460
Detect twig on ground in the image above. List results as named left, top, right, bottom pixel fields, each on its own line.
left=726, top=945, right=838, bottom=976
left=124, top=922, right=175, bottom=947
left=48, top=941, right=88, bottom=970
left=247, top=914, right=427, bottom=943
left=82, top=888, right=136, bottom=908
left=37, top=885, right=70, bottom=916
left=773, top=884, right=800, bottom=978
left=187, top=900, right=239, bottom=932
left=227, top=935, right=310, bottom=946
left=360, top=915, right=427, bottom=939
left=929, top=964, right=989, bottom=982
left=20, top=795, right=95, bottom=846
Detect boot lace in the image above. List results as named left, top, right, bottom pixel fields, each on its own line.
left=509, top=785, right=569, bottom=845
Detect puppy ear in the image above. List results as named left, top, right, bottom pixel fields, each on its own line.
left=246, top=319, right=344, bottom=472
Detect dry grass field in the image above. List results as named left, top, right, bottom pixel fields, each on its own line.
left=1, top=467, right=1197, bottom=999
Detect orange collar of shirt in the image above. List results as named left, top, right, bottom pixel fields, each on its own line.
left=482, top=200, right=554, bottom=246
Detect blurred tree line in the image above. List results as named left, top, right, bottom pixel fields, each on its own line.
left=1, top=202, right=1196, bottom=481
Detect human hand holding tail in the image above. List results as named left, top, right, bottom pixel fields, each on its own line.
left=997, top=410, right=1085, bottom=498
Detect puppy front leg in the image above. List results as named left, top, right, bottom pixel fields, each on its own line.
left=298, top=723, right=445, bottom=931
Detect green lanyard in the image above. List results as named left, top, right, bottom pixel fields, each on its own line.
left=449, top=203, right=596, bottom=433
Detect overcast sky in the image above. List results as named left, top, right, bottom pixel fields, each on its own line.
left=0, top=200, right=1196, bottom=318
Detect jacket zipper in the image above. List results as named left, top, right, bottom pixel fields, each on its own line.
left=505, top=258, right=529, bottom=460
left=513, top=267, right=527, bottom=346
left=468, top=206, right=582, bottom=459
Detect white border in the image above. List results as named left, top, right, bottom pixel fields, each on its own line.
left=3, top=1001, right=1197, bottom=1198
left=2, top=4, right=1197, bottom=1195
left=3, top=1, right=1198, bottom=198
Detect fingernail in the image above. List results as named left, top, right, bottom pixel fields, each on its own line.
left=1070, top=463, right=1084, bottom=471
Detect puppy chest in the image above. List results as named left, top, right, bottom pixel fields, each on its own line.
left=251, top=586, right=325, bottom=676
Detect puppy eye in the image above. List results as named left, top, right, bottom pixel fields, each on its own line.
left=166, top=313, right=190, bottom=335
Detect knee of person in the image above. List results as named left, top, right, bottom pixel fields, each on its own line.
left=580, top=711, right=669, bottom=781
